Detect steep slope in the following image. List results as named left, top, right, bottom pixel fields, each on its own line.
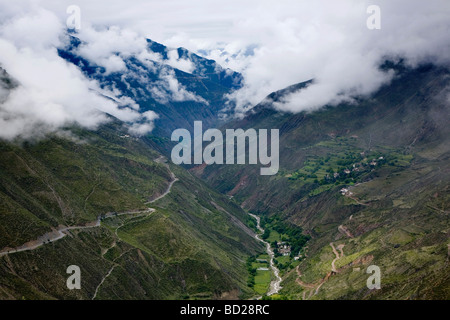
left=194, top=64, right=450, bottom=299
left=0, top=120, right=261, bottom=299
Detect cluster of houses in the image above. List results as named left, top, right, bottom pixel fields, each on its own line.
left=338, top=156, right=385, bottom=197
left=361, top=153, right=384, bottom=167
left=277, top=242, right=291, bottom=256
left=340, top=188, right=353, bottom=196
left=118, top=134, right=139, bottom=141
left=328, top=156, right=385, bottom=181
left=328, top=165, right=360, bottom=180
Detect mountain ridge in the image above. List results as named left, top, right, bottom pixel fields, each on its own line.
left=58, top=35, right=243, bottom=138
left=1, top=31, right=449, bottom=299
left=193, top=63, right=450, bottom=299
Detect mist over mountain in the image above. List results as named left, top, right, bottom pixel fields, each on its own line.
left=58, top=34, right=243, bottom=137
left=0, top=11, right=243, bottom=140
left=2, top=0, right=450, bottom=138
left=194, top=62, right=450, bottom=299
left=0, top=0, right=449, bottom=303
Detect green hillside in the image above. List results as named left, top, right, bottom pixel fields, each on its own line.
left=195, top=64, right=450, bottom=299
left=0, top=121, right=262, bottom=299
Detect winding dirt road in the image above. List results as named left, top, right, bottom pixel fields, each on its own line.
left=145, top=156, right=178, bottom=204
left=295, top=222, right=352, bottom=300
left=295, top=242, right=346, bottom=299
left=330, top=242, right=345, bottom=273
left=0, top=209, right=156, bottom=258
left=0, top=155, right=179, bottom=300
left=0, top=156, right=176, bottom=258
left=338, top=225, right=354, bottom=238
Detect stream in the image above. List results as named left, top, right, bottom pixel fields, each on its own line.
left=248, top=213, right=282, bottom=296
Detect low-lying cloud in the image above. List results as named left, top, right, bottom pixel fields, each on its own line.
left=151, top=68, right=208, bottom=104
left=72, top=24, right=206, bottom=105
left=75, top=25, right=148, bottom=75
left=51, top=0, right=446, bottom=116
left=0, top=5, right=161, bottom=141
left=1, top=0, right=449, bottom=140
left=221, top=0, right=450, bottom=115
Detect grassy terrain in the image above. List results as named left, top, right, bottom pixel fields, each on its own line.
left=1, top=62, right=449, bottom=300
left=196, top=64, right=450, bottom=299
left=0, top=122, right=261, bottom=299
left=0, top=122, right=168, bottom=248
left=246, top=254, right=272, bottom=296
left=254, top=270, right=271, bottom=295
left=266, top=230, right=281, bottom=243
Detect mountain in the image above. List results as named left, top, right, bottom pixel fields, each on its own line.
left=193, top=63, right=450, bottom=299
left=0, top=62, right=261, bottom=299
left=58, top=36, right=243, bottom=138
left=1, top=29, right=449, bottom=300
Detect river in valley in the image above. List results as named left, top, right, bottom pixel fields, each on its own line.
left=248, top=213, right=282, bottom=296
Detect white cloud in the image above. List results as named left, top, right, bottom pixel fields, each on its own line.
left=128, top=122, right=154, bottom=136
left=0, top=3, right=158, bottom=140
left=166, top=49, right=195, bottom=74
left=160, top=69, right=206, bottom=103
left=222, top=0, right=450, bottom=115
left=1, top=0, right=450, bottom=136
left=28, top=0, right=450, bottom=115
left=0, top=32, right=109, bottom=139
left=75, top=25, right=147, bottom=74
left=128, top=110, right=159, bottom=136
left=149, top=68, right=208, bottom=104
left=100, top=55, right=126, bottom=74
left=72, top=23, right=207, bottom=104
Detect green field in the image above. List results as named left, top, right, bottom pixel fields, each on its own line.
left=267, top=230, right=281, bottom=243
left=254, top=270, right=271, bottom=295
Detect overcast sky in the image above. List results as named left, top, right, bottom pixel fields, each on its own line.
left=1, top=0, right=450, bottom=139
